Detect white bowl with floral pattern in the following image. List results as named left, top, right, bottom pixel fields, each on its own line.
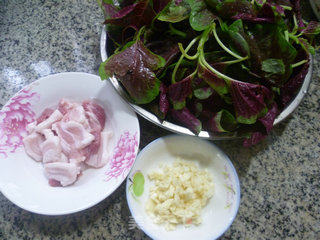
left=126, top=135, right=240, bottom=240
left=0, top=72, right=140, bottom=215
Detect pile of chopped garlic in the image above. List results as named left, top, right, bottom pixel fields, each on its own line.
left=145, top=158, right=214, bottom=231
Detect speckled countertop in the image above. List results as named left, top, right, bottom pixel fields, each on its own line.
left=0, top=1, right=319, bottom=239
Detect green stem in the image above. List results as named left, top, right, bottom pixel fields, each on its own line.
left=198, top=27, right=212, bottom=52
left=172, top=36, right=200, bottom=84
left=135, top=26, right=146, bottom=41
left=169, top=24, right=187, bottom=38
left=222, top=56, right=249, bottom=65
left=292, top=15, right=298, bottom=35
left=288, top=32, right=299, bottom=44
left=212, top=24, right=244, bottom=60
left=284, top=30, right=289, bottom=42
left=291, top=59, right=308, bottom=68
left=196, top=25, right=245, bottom=87
left=199, top=51, right=236, bottom=84
left=178, top=43, right=199, bottom=60
left=280, top=5, right=292, bottom=11
left=114, top=46, right=122, bottom=54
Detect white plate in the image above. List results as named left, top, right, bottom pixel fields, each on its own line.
left=0, top=72, right=140, bottom=215
left=126, top=135, right=240, bottom=240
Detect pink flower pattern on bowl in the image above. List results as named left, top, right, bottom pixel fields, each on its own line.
left=105, top=131, right=139, bottom=181
left=0, top=88, right=39, bottom=158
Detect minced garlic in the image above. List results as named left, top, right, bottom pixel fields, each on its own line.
left=145, top=158, right=214, bottom=230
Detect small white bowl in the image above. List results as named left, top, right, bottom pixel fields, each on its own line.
left=126, top=135, right=240, bottom=240
left=0, top=72, right=140, bottom=215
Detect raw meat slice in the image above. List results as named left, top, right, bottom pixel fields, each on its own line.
left=52, top=122, right=72, bottom=156
left=35, top=109, right=63, bottom=132
left=37, top=108, right=54, bottom=124
left=62, top=105, right=90, bottom=130
left=48, top=179, right=62, bottom=187
left=58, top=98, right=77, bottom=115
left=41, top=129, right=54, bottom=139
left=40, top=129, right=64, bottom=164
left=81, top=102, right=106, bottom=159
left=23, top=98, right=111, bottom=187
left=85, top=131, right=113, bottom=168
left=54, top=121, right=94, bottom=150
left=44, top=162, right=81, bottom=186
left=23, top=132, right=45, bottom=162
left=81, top=113, right=101, bottom=158
left=82, top=100, right=106, bottom=129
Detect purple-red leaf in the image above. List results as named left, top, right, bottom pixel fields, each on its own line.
left=291, top=0, right=304, bottom=28
left=230, top=81, right=273, bottom=124
left=216, top=0, right=255, bottom=19
left=198, top=64, right=228, bottom=96
left=103, top=1, right=155, bottom=30
left=99, top=39, right=165, bottom=104
left=207, top=110, right=238, bottom=133
left=152, top=0, right=171, bottom=14
left=231, top=13, right=274, bottom=23
left=302, top=21, right=320, bottom=36
left=280, top=60, right=309, bottom=106
left=101, top=2, right=118, bottom=18
left=147, top=41, right=180, bottom=72
left=259, top=102, right=278, bottom=133
left=168, top=75, right=192, bottom=110
left=242, top=102, right=278, bottom=147
left=243, top=132, right=266, bottom=147
left=231, top=3, right=275, bottom=23
left=171, top=107, right=202, bottom=134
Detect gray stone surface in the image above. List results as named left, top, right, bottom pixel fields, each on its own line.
left=0, top=1, right=319, bottom=239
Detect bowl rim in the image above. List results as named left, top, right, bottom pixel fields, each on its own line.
left=125, top=134, right=241, bottom=240
left=0, top=72, right=140, bottom=215
left=100, top=27, right=313, bottom=140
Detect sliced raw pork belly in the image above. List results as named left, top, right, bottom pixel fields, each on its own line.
left=58, top=98, right=77, bottom=115
left=82, top=100, right=106, bottom=129
left=35, top=109, right=63, bottom=132
left=52, top=121, right=94, bottom=152
left=23, top=132, right=45, bottom=162
left=23, top=98, right=112, bottom=187
left=62, top=105, right=90, bottom=129
left=44, top=162, right=81, bottom=187
left=81, top=100, right=107, bottom=161
left=40, top=129, right=67, bottom=164
left=85, top=131, right=113, bottom=168
left=37, top=108, right=54, bottom=124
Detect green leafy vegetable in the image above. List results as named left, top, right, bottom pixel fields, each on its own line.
left=99, top=0, right=319, bottom=146
left=99, top=32, right=165, bottom=104
left=188, top=0, right=217, bottom=31
left=194, top=87, right=213, bottom=100
left=158, top=0, right=191, bottom=23
left=207, top=109, right=238, bottom=132
left=262, top=59, right=285, bottom=76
